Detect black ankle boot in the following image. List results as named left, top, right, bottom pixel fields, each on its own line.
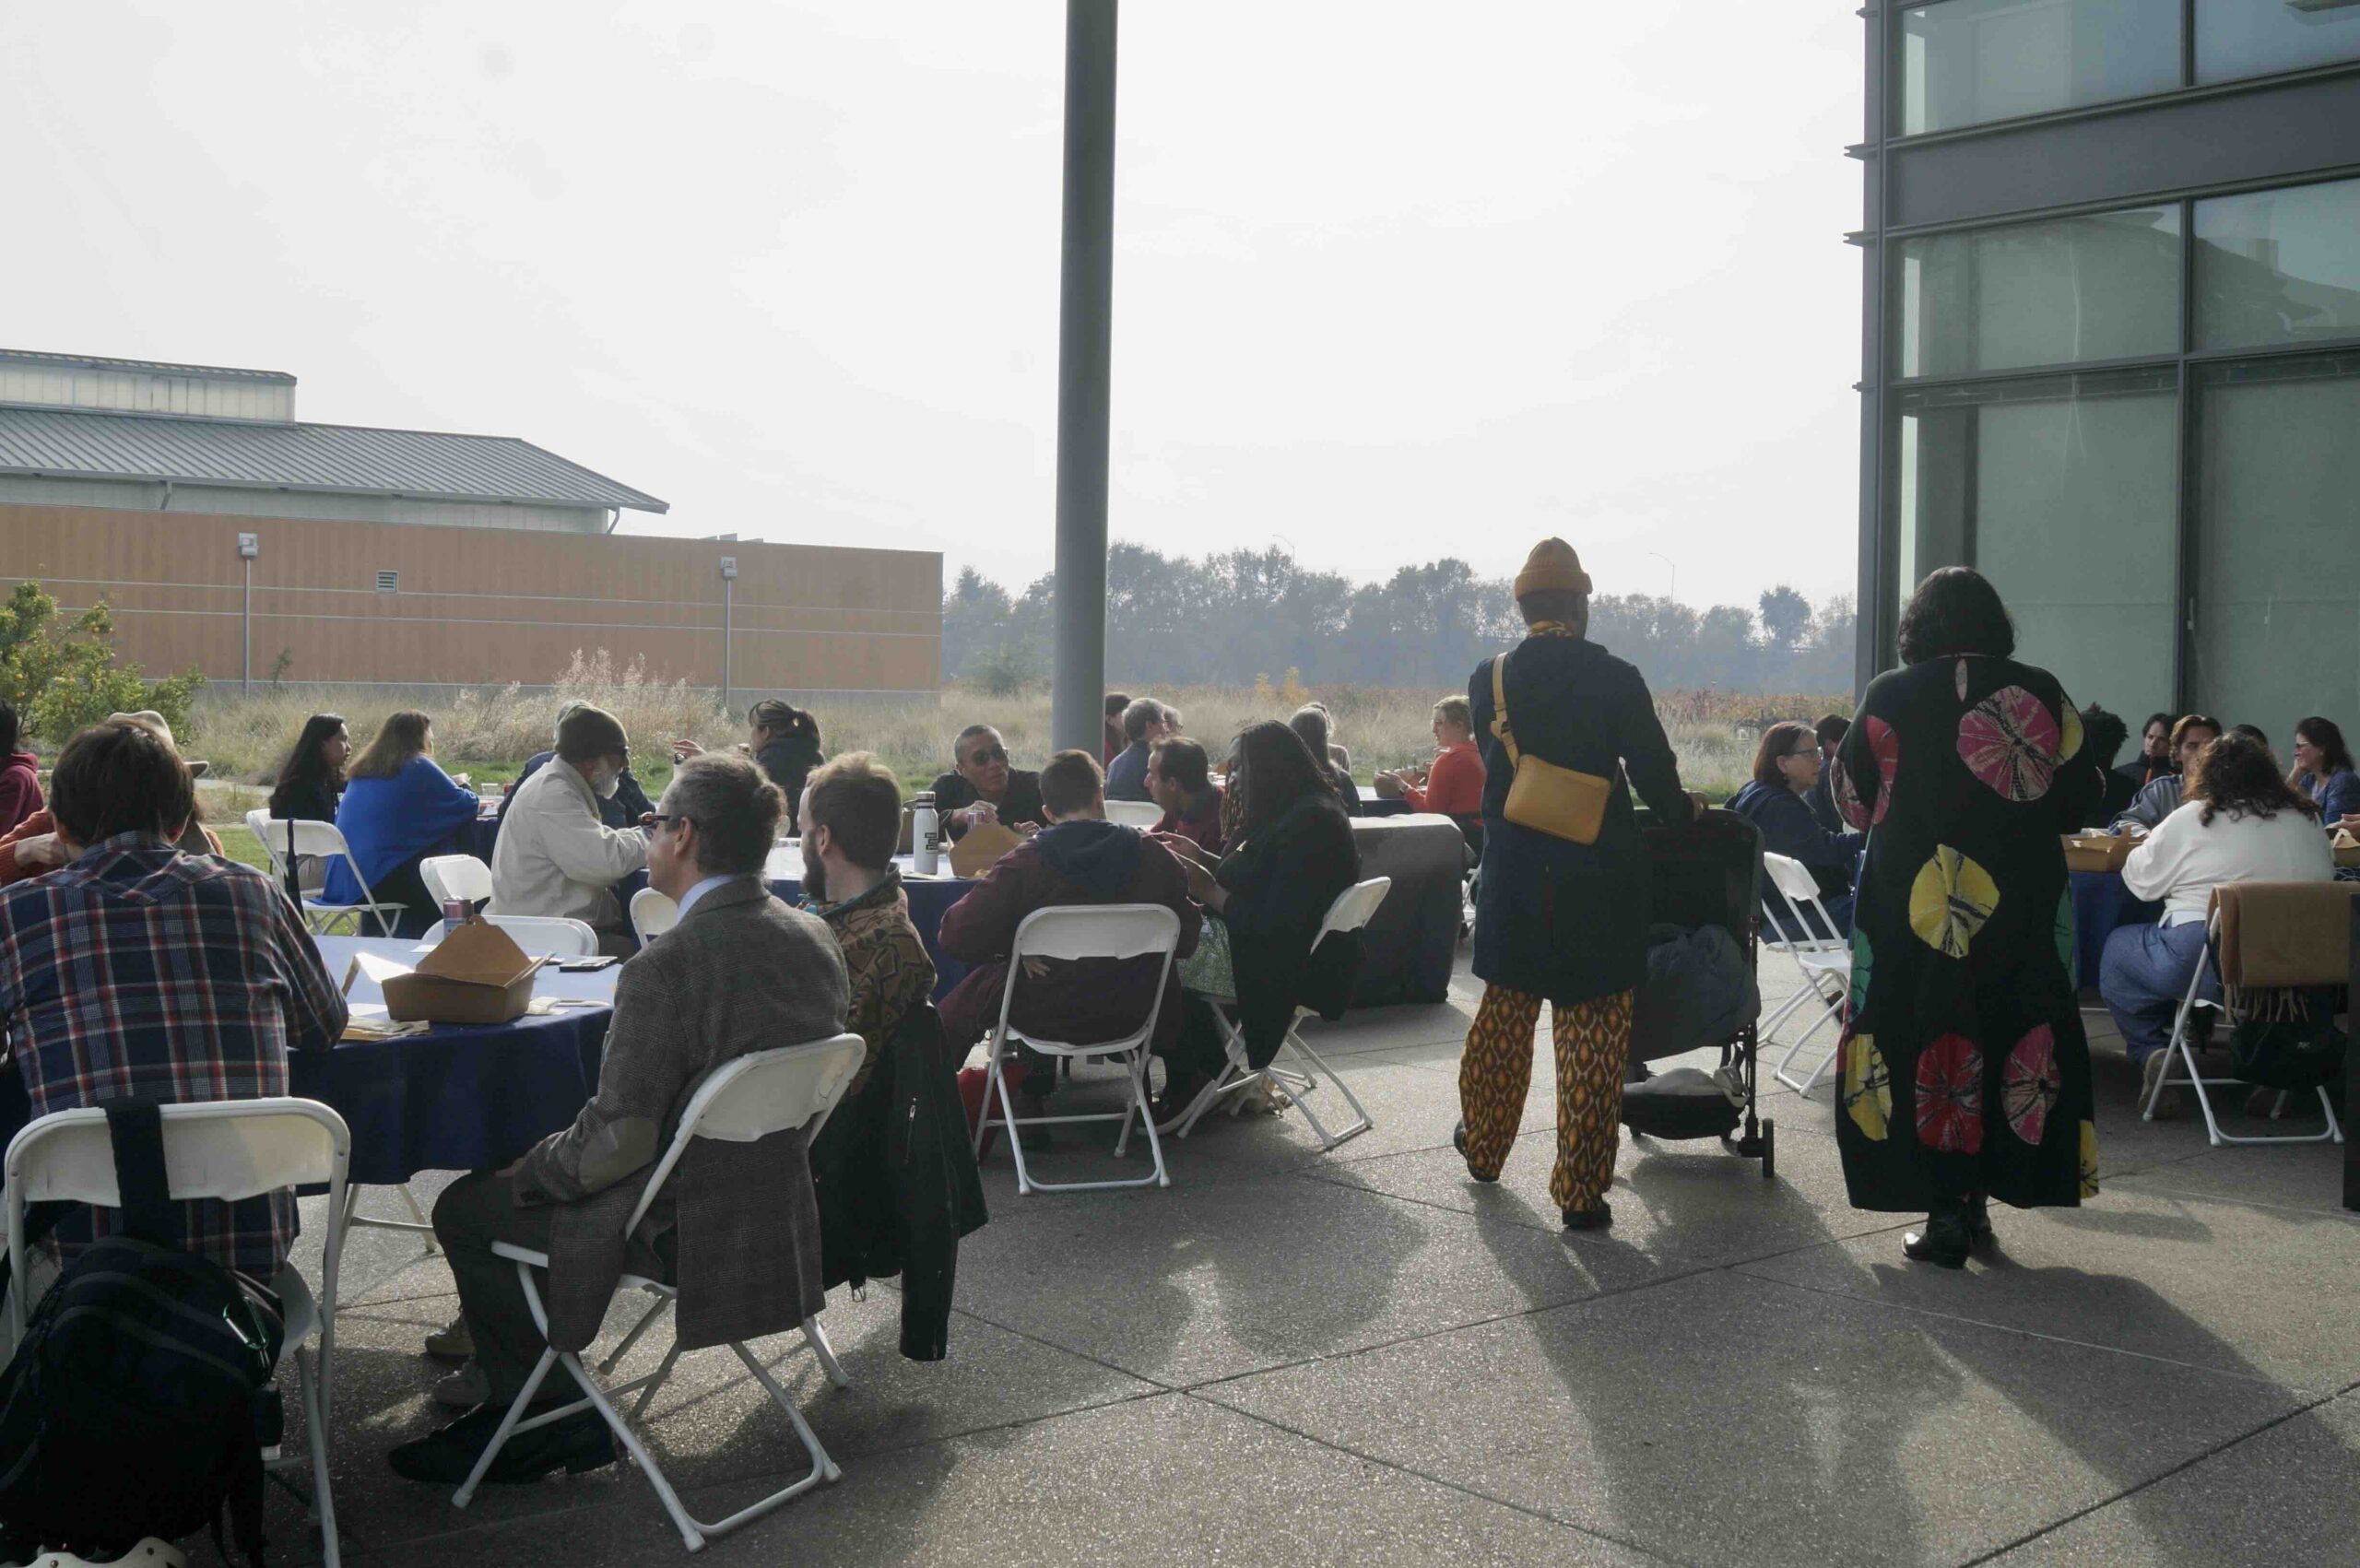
left=1452, top=1119, right=1498, bottom=1183
left=1904, top=1197, right=1971, bottom=1268
left=1964, top=1192, right=1995, bottom=1247
left=1560, top=1199, right=1612, bottom=1231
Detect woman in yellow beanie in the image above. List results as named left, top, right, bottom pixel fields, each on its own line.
left=1455, top=538, right=1700, bottom=1229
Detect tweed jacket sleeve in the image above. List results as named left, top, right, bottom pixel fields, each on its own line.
left=511, top=953, right=678, bottom=1205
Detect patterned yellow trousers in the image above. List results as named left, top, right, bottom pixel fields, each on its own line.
left=1457, top=984, right=1634, bottom=1211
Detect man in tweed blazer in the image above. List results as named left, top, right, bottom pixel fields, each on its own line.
left=392, top=753, right=849, bottom=1487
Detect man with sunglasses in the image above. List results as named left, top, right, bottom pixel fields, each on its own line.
left=928, top=724, right=1046, bottom=843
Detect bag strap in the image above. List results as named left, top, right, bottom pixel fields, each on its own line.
left=1489, top=648, right=1521, bottom=767
left=103, top=1099, right=175, bottom=1245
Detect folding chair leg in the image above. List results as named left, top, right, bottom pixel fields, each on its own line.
left=1772, top=996, right=1843, bottom=1096
left=630, top=1338, right=686, bottom=1422
left=298, top=1345, right=341, bottom=1568
left=804, top=1315, right=848, bottom=1389
left=453, top=1349, right=561, bottom=1509
left=1276, top=1032, right=1373, bottom=1151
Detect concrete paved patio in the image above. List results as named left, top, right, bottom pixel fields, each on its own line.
left=239, top=949, right=2357, bottom=1566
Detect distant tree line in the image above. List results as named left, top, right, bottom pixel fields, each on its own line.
left=944, top=545, right=1856, bottom=698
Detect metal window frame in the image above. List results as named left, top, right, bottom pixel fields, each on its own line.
left=1865, top=25, right=2360, bottom=706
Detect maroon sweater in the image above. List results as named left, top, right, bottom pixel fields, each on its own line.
left=938, top=820, right=1199, bottom=1052
left=0, top=753, right=41, bottom=838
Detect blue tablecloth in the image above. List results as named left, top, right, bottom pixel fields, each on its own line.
left=767, top=869, right=974, bottom=1002
left=2071, top=868, right=2160, bottom=990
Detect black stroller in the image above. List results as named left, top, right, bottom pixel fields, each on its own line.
left=1620, top=808, right=1775, bottom=1179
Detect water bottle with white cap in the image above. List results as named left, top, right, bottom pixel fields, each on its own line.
left=911, top=791, right=940, bottom=875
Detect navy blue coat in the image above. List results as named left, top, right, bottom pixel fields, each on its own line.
left=1726, top=779, right=1863, bottom=903
left=1469, top=634, right=1693, bottom=1006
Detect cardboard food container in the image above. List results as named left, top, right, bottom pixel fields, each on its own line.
left=2061, top=833, right=2134, bottom=874
left=948, top=820, right=1023, bottom=879
left=2334, top=830, right=2360, bottom=870
left=380, top=919, right=548, bottom=1025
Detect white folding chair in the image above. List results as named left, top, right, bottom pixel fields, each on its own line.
left=1103, top=799, right=1163, bottom=829
left=1172, top=877, right=1388, bottom=1151
left=1760, top=852, right=1852, bottom=1095
left=478, top=914, right=598, bottom=957
left=452, top=1033, right=867, bottom=1551
left=255, top=818, right=406, bottom=937
left=631, top=887, right=679, bottom=946
left=245, top=808, right=324, bottom=897
left=2141, top=886, right=2349, bottom=1148
left=970, top=903, right=1184, bottom=1195
left=419, top=854, right=494, bottom=909
left=6, top=1099, right=352, bottom=1567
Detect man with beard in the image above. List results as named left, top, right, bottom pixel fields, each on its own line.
left=799, top=752, right=936, bottom=1090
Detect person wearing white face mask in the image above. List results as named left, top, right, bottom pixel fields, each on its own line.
left=489, top=702, right=650, bottom=955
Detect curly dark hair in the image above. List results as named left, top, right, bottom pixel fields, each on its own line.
left=1896, top=566, right=2015, bottom=666
left=2079, top=704, right=2129, bottom=772
left=1221, top=720, right=1336, bottom=845
left=2189, top=733, right=2318, bottom=827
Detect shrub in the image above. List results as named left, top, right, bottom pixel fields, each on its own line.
left=0, top=582, right=206, bottom=743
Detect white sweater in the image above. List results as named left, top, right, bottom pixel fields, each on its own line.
left=2119, top=799, right=2334, bottom=928
left=489, top=760, right=649, bottom=929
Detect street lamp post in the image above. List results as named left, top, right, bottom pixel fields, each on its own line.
left=237, top=533, right=259, bottom=694
left=719, top=556, right=738, bottom=713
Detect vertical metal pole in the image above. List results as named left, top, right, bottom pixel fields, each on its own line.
left=242, top=556, right=253, bottom=695
left=722, top=577, right=734, bottom=715
left=1052, top=0, right=1116, bottom=755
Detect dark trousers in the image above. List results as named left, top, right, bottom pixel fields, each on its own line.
left=432, top=1172, right=581, bottom=1407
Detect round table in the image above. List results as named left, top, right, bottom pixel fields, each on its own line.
left=761, top=850, right=974, bottom=1001
left=2071, top=868, right=2160, bottom=992
left=308, top=935, right=615, bottom=1185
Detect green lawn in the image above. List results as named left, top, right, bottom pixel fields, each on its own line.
left=215, top=823, right=270, bottom=872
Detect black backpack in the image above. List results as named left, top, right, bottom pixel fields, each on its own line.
left=0, top=1101, right=286, bottom=1565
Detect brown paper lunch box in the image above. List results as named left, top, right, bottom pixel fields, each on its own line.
left=2061, top=833, right=2134, bottom=874
left=379, top=919, right=549, bottom=1025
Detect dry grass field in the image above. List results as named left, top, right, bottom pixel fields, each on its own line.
left=182, top=653, right=1846, bottom=855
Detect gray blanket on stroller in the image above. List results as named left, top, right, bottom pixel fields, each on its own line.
left=1630, top=922, right=1759, bottom=1070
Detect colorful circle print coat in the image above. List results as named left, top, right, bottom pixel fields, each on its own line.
left=1830, top=654, right=2103, bottom=1212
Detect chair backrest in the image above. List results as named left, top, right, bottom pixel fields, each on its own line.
left=2212, top=880, right=2360, bottom=989
left=631, top=886, right=679, bottom=946
left=1103, top=799, right=1163, bottom=829
left=1761, top=851, right=1823, bottom=906
left=243, top=809, right=288, bottom=875
left=1760, top=852, right=1845, bottom=952
left=480, top=914, right=597, bottom=957
left=1316, top=877, right=1392, bottom=945
left=1009, top=902, right=1183, bottom=964
left=6, top=1098, right=352, bottom=1341
left=270, top=818, right=360, bottom=861
left=419, top=854, right=493, bottom=908
left=624, top=1033, right=866, bottom=1236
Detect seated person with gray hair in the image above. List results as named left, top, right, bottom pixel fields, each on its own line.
left=929, top=724, right=1046, bottom=842
left=1105, top=698, right=1180, bottom=803
left=395, top=753, right=849, bottom=1486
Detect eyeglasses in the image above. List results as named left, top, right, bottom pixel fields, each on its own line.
left=648, top=813, right=689, bottom=831
left=965, top=746, right=1009, bottom=766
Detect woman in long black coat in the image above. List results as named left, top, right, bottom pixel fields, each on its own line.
left=1832, top=568, right=2103, bottom=1267
left=1458, top=539, right=1697, bottom=1231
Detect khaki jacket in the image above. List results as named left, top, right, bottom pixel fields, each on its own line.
left=489, top=760, right=648, bottom=929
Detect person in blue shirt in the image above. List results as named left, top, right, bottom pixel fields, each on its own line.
left=1728, top=721, right=1864, bottom=938
left=324, top=710, right=479, bottom=935
left=1105, top=697, right=1178, bottom=802
left=2291, top=716, right=2360, bottom=827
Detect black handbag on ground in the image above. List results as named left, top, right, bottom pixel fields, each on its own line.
left=0, top=1101, right=286, bottom=1565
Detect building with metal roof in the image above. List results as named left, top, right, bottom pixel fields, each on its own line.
left=0, top=348, right=665, bottom=532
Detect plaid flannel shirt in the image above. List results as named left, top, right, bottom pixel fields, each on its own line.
left=0, top=832, right=347, bottom=1277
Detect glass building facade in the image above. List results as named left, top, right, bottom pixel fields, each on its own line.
left=1859, top=1, right=2360, bottom=746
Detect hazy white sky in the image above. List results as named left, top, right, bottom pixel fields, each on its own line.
left=4, top=2, right=1863, bottom=613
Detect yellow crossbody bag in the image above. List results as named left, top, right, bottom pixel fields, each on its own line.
left=1491, top=646, right=1613, bottom=845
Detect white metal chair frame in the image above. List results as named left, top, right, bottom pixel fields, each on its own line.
left=1759, top=852, right=1852, bottom=1095
left=2139, top=909, right=2347, bottom=1148
left=1170, top=877, right=1389, bottom=1151
left=453, top=1032, right=867, bottom=1551
left=419, top=854, right=494, bottom=909
left=5, top=1098, right=353, bottom=1567
left=631, top=886, right=680, bottom=947
left=970, top=903, right=1184, bottom=1195
left=476, top=914, right=598, bottom=957
left=1102, top=799, right=1164, bottom=829
left=245, top=812, right=405, bottom=937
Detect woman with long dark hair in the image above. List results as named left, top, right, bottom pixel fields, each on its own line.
left=2290, top=715, right=2359, bottom=825
left=2103, top=732, right=2333, bottom=1117
left=269, top=712, right=349, bottom=823
left=325, top=711, right=478, bottom=935
left=1154, top=720, right=1359, bottom=1122
left=1832, top=566, right=2103, bottom=1265
left=674, top=699, right=823, bottom=833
